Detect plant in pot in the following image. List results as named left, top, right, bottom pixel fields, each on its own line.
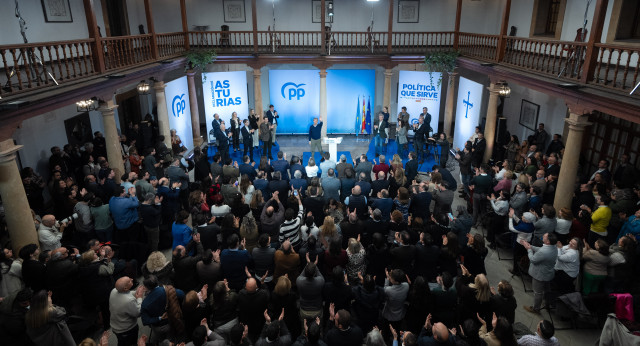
left=185, top=48, right=217, bottom=80
left=424, top=50, right=460, bottom=88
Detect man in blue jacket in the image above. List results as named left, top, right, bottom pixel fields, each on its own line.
left=220, top=234, right=252, bottom=291
left=109, top=185, right=139, bottom=242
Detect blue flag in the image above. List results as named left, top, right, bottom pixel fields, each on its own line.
left=355, top=96, right=361, bottom=135
left=365, top=96, right=372, bottom=134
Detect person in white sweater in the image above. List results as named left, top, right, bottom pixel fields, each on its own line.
left=109, top=276, right=145, bottom=345
left=553, top=237, right=581, bottom=294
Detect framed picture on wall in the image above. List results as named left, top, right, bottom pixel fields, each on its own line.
left=41, top=0, right=73, bottom=23
left=519, top=100, right=540, bottom=131
left=398, top=0, right=420, bottom=23
left=223, top=0, right=246, bottom=23
left=312, top=0, right=333, bottom=23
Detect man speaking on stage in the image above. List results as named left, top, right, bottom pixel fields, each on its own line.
left=309, top=117, right=323, bottom=157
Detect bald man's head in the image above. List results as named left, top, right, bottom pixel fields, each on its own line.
left=432, top=323, right=449, bottom=342
left=115, top=276, right=134, bottom=292
left=245, top=278, right=257, bottom=292
left=42, top=214, right=56, bottom=227
left=352, top=185, right=361, bottom=196
left=173, top=245, right=185, bottom=258
left=266, top=206, right=274, bottom=216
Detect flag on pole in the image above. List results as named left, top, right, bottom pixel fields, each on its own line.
left=355, top=96, right=361, bottom=135
left=360, top=96, right=366, bottom=133
left=365, top=96, right=372, bottom=134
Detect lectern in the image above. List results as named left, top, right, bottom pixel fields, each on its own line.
left=323, top=137, right=343, bottom=162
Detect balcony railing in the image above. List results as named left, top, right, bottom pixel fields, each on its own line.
left=1, top=30, right=639, bottom=100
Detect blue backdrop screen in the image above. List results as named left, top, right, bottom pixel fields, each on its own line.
left=327, top=69, right=376, bottom=134
left=268, top=70, right=320, bottom=134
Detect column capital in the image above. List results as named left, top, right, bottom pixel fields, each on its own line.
left=153, top=80, right=166, bottom=91
left=186, top=70, right=197, bottom=77
left=565, top=113, right=592, bottom=131
left=447, top=71, right=459, bottom=78
left=319, top=69, right=327, bottom=78
left=565, top=102, right=595, bottom=116
left=98, top=100, right=118, bottom=116
left=0, top=139, right=22, bottom=163
left=384, top=69, right=393, bottom=77
left=253, top=69, right=262, bottom=77
left=487, top=83, right=501, bottom=95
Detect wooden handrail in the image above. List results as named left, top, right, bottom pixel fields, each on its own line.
left=0, top=38, right=95, bottom=50
left=101, top=34, right=152, bottom=41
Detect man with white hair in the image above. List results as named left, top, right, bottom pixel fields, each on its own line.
left=38, top=214, right=68, bottom=252
left=109, top=276, right=145, bottom=346
left=336, top=154, right=352, bottom=178
left=291, top=170, right=308, bottom=196
left=508, top=208, right=536, bottom=277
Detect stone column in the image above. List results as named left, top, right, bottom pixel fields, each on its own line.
left=554, top=112, right=592, bottom=210
left=383, top=69, right=393, bottom=110
left=186, top=70, right=202, bottom=147
left=482, top=83, right=500, bottom=163
left=319, top=69, right=328, bottom=139
left=443, top=71, right=459, bottom=138
left=0, top=140, right=39, bottom=253
left=253, top=69, right=263, bottom=119
left=100, top=100, right=124, bottom=183
left=153, top=81, right=172, bottom=149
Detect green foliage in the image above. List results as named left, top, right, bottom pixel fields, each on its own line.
left=424, top=50, right=460, bottom=88
left=185, top=49, right=217, bottom=80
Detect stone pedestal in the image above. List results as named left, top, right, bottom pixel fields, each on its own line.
left=153, top=81, right=172, bottom=149
left=0, top=140, right=39, bottom=253
left=100, top=101, right=124, bottom=183
left=443, top=72, right=459, bottom=138
left=186, top=71, right=202, bottom=147
left=482, top=83, right=500, bottom=163
left=319, top=69, right=328, bottom=140
left=554, top=112, right=592, bottom=210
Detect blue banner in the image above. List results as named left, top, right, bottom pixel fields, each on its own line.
left=453, top=77, right=484, bottom=151
left=268, top=70, right=320, bottom=134
left=327, top=69, right=376, bottom=134
left=164, top=76, right=194, bottom=150
left=397, top=71, right=442, bottom=134
left=202, top=71, right=249, bottom=137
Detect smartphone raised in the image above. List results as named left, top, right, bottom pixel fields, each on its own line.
left=447, top=213, right=454, bottom=220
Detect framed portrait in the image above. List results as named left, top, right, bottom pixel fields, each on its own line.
left=519, top=100, right=540, bottom=131
left=41, top=0, right=73, bottom=23
left=223, top=0, right=246, bottom=23
left=312, top=0, right=333, bottom=23
left=398, top=0, right=419, bottom=23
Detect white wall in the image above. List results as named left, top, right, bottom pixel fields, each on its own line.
left=13, top=104, right=107, bottom=178
left=502, top=83, right=567, bottom=151
left=0, top=0, right=105, bottom=45
left=459, top=0, right=504, bottom=35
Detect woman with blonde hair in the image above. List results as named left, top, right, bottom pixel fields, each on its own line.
left=305, top=157, right=319, bottom=178
left=389, top=168, right=408, bottom=199
left=319, top=215, right=338, bottom=247
left=458, top=271, right=492, bottom=323
left=170, top=129, right=187, bottom=156
left=26, top=290, right=75, bottom=345
left=391, top=154, right=404, bottom=171
left=346, top=237, right=366, bottom=283
left=142, top=251, right=174, bottom=285
left=271, top=275, right=301, bottom=337
left=556, top=207, right=574, bottom=244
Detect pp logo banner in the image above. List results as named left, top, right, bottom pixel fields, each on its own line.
left=172, top=94, right=186, bottom=117
left=281, top=82, right=306, bottom=100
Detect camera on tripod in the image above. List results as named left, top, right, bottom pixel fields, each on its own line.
left=57, top=213, right=78, bottom=226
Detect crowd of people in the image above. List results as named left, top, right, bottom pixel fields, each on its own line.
left=0, top=115, right=638, bottom=346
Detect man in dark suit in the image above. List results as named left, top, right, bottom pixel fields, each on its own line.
left=290, top=170, right=308, bottom=197
left=544, top=155, right=560, bottom=178
left=265, top=105, right=279, bottom=145
left=371, top=171, right=390, bottom=197
left=268, top=171, right=289, bottom=207
left=253, top=171, right=269, bottom=199
left=409, top=183, right=432, bottom=221
left=405, top=151, right=419, bottom=183
left=355, top=173, right=372, bottom=197
left=432, top=165, right=457, bottom=191
left=194, top=214, right=219, bottom=251
left=239, top=155, right=257, bottom=181
left=289, top=156, right=307, bottom=180
left=216, top=122, right=231, bottom=163
left=240, top=119, right=254, bottom=161
left=271, top=151, right=290, bottom=181
left=412, top=115, right=428, bottom=164
left=372, top=113, right=387, bottom=157
left=390, top=231, right=416, bottom=274
left=303, top=186, right=325, bottom=226
left=471, top=132, right=486, bottom=168
left=211, top=113, right=222, bottom=135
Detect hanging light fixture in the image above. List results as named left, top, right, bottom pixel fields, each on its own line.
left=498, top=82, right=511, bottom=98
left=137, top=80, right=150, bottom=95
left=328, top=2, right=334, bottom=17
left=76, top=97, right=98, bottom=112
